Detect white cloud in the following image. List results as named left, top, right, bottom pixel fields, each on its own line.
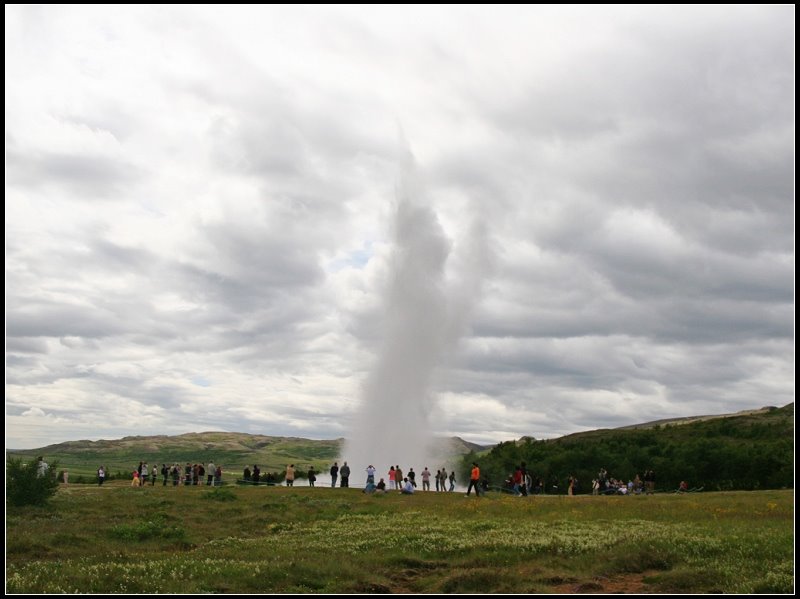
left=5, top=6, right=794, bottom=449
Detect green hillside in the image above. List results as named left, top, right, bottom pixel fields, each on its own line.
left=7, top=433, right=486, bottom=483
left=461, top=403, right=794, bottom=493
left=7, top=432, right=341, bottom=482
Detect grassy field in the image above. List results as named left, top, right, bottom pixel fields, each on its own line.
left=6, top=485, right=793, bottom=593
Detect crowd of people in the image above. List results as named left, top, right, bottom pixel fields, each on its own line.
left=240, top=464, right=309, bottom=485
left=493, top=466, right=667, bottom=497
left=111, top=461, right=225, bottom=487
left=76, top=458, right=665, bottom=497
left=590, top=468, right=657, bottom=495
left=333, top=462, right=461, bottom=494
left=240, top=461, right=466, bottom=495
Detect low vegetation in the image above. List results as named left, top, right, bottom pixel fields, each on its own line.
left=463, top=403, right=794, bottom=492
left=6, top=457, right=60, bottom=507
left=6, top=483, right=793, bottom=593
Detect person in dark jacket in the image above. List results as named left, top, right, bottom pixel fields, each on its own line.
left=339, top=462, right=351, bottom=487
left=330, top=462, right=339, bottom=488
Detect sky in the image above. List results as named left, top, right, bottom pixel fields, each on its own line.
left=5, top=6, right=795, bottom=450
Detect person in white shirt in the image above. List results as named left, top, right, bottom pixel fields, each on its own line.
left=207, top=462, right=216, bottom=486
left=421, top=468, right=431, bottom=491
left=366, top=465, right=376, bottom=486
left=401, top=478, right=414, bottom=495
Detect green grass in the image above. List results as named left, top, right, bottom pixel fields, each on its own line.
left=6, top=486, right=793, bottom=593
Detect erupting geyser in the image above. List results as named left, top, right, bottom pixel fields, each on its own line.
left=344, top=160, right=490, bottom=481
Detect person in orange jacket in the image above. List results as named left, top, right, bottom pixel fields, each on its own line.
left=465, top=462, right=481, bottom=497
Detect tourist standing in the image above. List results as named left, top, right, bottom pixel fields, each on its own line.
left=465, top=463, right=480, bottom=497
left=645, top=470, right=655, bottom=495
left=340, top=462, right=350, bottom=488
left=330, top=462, right=339, bottom=488
left=207, top=462, right=216, bottom=486
left=308, top=466, right=316, bottom=487
left=421, top=468, right=431, bottom=491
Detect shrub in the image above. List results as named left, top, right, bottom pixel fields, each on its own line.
left=6, top=457, right=60, bottom=507
left=203, top=487, right=237, bottom=502
left=109, top=517, right=186, bottom=541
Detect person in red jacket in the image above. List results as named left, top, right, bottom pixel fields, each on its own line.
left=513, top=467, right=524, bottom=496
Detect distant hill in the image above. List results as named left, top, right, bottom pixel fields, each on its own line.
left=433, top=436, right=495, bottom=457
left=6, top=432, right=491, bottom=483
left=612, top=405, right=785, bottom=431
left=463, top=403, right=794, bottom=493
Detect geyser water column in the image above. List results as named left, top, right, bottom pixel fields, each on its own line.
left=344, top=177, right=452, bottom=480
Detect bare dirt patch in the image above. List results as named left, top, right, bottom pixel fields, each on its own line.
left=553, top=571, right=658, bottom=594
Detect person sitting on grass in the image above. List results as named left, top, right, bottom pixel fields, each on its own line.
left=401, top=477, right=414, bottom=495
left=678, top=481, right=689, bottom=493
left=375, top=478, right=386, bottom=493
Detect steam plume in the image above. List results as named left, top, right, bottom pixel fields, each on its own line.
left=343, top=158, right=490, bottom=479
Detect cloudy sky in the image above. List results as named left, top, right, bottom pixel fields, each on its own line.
left=6, top=6, right=794, bottom=449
